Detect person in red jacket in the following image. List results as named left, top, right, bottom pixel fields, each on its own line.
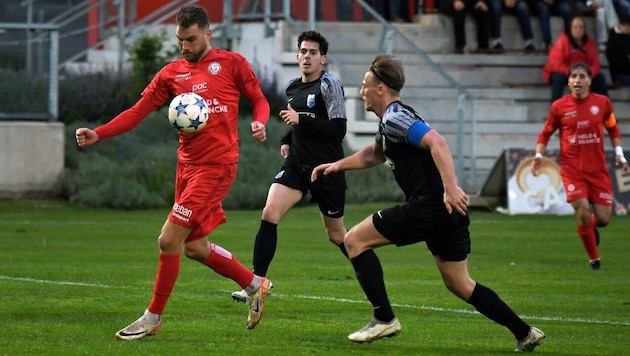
left=542, top=16, right=608, bottom=103
left=75, top=5, right=272, bottom=339
left=532, top=62, right=629, bottom=270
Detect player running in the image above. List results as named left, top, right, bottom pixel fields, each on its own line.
left=532, top=62, right=629, bottom=270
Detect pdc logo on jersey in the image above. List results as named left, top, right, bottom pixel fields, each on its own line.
left=307, top=94, right=315, bottom=108
left=208, top=62, right=221, bottom=75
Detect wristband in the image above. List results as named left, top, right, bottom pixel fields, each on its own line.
left=615, top=146, right=627, bottom=163
left=534, top=153, right=543, bottom=159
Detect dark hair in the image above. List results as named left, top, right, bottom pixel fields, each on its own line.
left=619, top=14, right=630, bottom=25
left=175, top=5, right=210, bottom=29
left=370, top=54, right=405, bottom=92
left=568, top=62, right=592, bottom=78
left=297, top=31, right=329, bottom=55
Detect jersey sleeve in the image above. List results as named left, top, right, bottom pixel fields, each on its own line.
left=321, top=73, right=347, bottom=120
left=382, top=103, right=422, bottom=145
left=233, top=54, right=270, bottom=125
left=94, top=96, right=159, bottom=140
left=536, top=103, right=560, bottom=145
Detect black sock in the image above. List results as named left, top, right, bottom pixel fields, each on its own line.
left=466, top=283, right=530, bottom=340
left=337, top=242, right=349, bottom=259
left=252, top=220, right=277, bottom=276
left=350, top=250, right=395, bottom=322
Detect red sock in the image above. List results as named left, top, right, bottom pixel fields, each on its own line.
left=204, top=243, right=254, bottom=288
left=148, top=253, right=181, bottom=315
left=577, top=223, right=599, bottom=260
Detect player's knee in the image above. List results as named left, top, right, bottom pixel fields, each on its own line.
left=183, top=244, right=205, bottom=261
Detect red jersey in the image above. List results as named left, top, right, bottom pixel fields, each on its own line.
left=542, top=32, right=601, bottom=83
left=95, top=48, right=270, bottom=165
left=537, top=93, right=620, bottom=173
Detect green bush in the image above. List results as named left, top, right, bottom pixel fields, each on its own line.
left=59, top=71, right=133, bottom=124
left=0, top=70, right=48, bottom=114
left=61, top=109, right=178, bottom=209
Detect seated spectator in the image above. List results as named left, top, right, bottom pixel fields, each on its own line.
left=440, top=0, right=491, bottom=53
left=527, top=0, right=573, bottom=49
left=572, top=0, right=619, bottom=50
left=606, top=15, right=630, bottom=86
left=542, top=16, right=609, bottom=102
left=364, top=0, right=410, bottom=22
left=489, top=0, right=536, bottom=52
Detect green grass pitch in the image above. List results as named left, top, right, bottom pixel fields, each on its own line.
left=1, top=199, right=629, bottom=355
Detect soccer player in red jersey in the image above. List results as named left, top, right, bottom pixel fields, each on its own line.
left=75, top=5, right=272, bottom=339
left=532, top=62, right=629, bottom=270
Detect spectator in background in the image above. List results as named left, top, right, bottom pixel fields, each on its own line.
left=320, top=0, right=357, bottom=21
left=606, top=15, right=630, bottom=86
left=527, top=0, right=573, bottom=49
left=489, top=0, right=536, bottom=52
left=572, top=0, right=619, bottom=51
left=542, top=16, right=608, bottom=103
left=613, top=0, right=630, bottom=18
left=365, top=0, right=410, bottom=22
left=440, top=0, right=491, bottom=53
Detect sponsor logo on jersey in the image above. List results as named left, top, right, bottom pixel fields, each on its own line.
left=192, top=82, right=208, bottom=93
left=171, top=202, right=193, bottom=222
left=175, top=72, right=192, bottom=82
left=208, top=62, right=221, bottom=75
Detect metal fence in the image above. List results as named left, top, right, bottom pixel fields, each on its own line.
left=0, top=22, right=59, bottom=121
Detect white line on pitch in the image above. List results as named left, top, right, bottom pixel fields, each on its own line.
left=2, top=275, right=628, bottom=327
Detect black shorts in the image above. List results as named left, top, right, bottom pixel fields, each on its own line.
left=273, top=161, right=346, bottom=218
left=372, top=197, right=471, bottom=261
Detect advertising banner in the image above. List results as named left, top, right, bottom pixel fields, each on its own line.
left=484, top=148, right=630, bottom=215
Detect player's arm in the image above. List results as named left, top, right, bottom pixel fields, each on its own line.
left=311, top=142, right=385, bottom=182
left=75, top=96, right=158, bottom=147
left=235, top=57, right=271, bottom=127
left=297, top=116, right=346, bottom=139
left=415, top=126, right=468, bottom=216
left=604, top=111, right=629, bottom=172
left=531, top=105, right=558, bottom=175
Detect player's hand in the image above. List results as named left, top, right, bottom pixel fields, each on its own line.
left=280, top=144, right=289, bottom=158
left=616, top=157, right=630, bottom=175
left=280, top=103, right=298, bottom=126
left=251, top=121, right=266, bottom=142
left=531, top=156, right=542, bottom=176
left=475, top=1, right=488, bottom=11
left=443, top=185, right=468, bottom=216
left=454, top=0, right=465, bottom=10
left=75, top=127, right=99, bottom=147
left=311, top=162, right=336, bottom=182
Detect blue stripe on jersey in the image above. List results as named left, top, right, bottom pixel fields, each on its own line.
left=406, top=121, right=431, bottom=148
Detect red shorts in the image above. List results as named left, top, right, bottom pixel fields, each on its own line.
left=560, top=167, right=613, bottom=206
left=168, top=162, right=237, bottom=242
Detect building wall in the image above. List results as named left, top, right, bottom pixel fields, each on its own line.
left=0, top=122, right=65, bottom=198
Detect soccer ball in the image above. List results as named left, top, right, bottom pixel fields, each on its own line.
left=168, top=92, right=209, bottom=133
